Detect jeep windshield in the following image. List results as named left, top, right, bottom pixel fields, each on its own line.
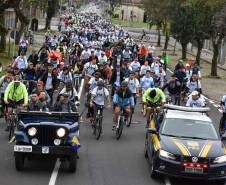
left=161, top=118, right=218, bottom=140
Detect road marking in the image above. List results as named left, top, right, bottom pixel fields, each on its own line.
left=48, top=158, right=61, bottom=185
left=48, top=79, right=84, bottom=185
left=165, top=177, right=171, bottom=185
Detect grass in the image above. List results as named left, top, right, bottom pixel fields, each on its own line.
left=111, top=18, right=150, bottom=29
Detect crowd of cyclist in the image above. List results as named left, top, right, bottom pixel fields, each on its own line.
left=0, top=11, right=208, bottom=133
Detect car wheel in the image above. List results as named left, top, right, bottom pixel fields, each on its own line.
left=68, top=154, right=77, bottom=173
left=150, top=153, right=158, bottom=179
left=15, top=153, right=25, bottom=171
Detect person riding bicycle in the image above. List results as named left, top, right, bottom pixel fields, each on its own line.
left=162, top=74, right=181, bottom=105
left=90, top=80, right=111, bottom=125
left=4, top=76, right=29, bottom=131
left=142, top=88, right=166, bottom=128
left=60, top=81, right=79, bottom=104
left=186, top=90, right=205, bottom=107
left=113, top=81, right=135, bottom=128
left=186, top=73, right=202, bottom=94
left=124, top=71, right=140, bottom=105
left=220, top=94, right=226, bottom=135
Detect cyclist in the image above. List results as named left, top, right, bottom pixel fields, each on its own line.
left=186, top=90, right=205, bottom=107
left=4, top=76, right=29, bottom=131
left=162, top=74, right=181, bottom=105
left=140, top=70, right=155, bottom=92
left=220, top=94, right=226, bottom=134
left=113, top=81, right=135, bottom=128
left=186, top=73, right=202, bottom=94
left=90, top=80, right=111, bottom=125
left=142, top=88, right=166, bottom=128
left=124, top=71, right=140, bottom=105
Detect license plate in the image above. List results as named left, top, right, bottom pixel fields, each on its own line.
left=185, top=167, right=203, bottom=174
left=14, top=145, right=32, bottom=153
left=42, top=147, right=49, bottom=154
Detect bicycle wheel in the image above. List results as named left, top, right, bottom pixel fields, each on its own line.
left=127, top=113, right=133, bottom=127
left=8, top=119, right=15, bottom=141
left=95, top=116, right=102, bottom=140
left=116, top=116, right=123, bottom=140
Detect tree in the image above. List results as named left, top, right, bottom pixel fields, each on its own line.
left=45, top=0, right=58, bottom=30
left=0, top=0, right=11, bottom=52
left=170, top=0, right=195, bottom=60
left=208, top=1, right=226, bottom=77
left=143, top=0, right=171, bottom=48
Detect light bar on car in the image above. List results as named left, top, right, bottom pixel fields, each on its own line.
left=163, top=104, right=210, bottom=112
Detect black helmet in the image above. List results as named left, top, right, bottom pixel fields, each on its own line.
left=97, top=80, right=105, bottom=87
left=121, top=81, right=128, bottom=88
left=149, top=89, right=156, bottom=98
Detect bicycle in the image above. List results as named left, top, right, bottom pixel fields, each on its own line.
left=7, top=104, right=19, bottom=141
left=91, top=105, right=104, bottom=140
left=115, top=108, right=127, bottom=140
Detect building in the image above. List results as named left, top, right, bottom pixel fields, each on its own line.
left=4, top=8, right=16, bottom=30
left=119, top=0, right=146, bottom=22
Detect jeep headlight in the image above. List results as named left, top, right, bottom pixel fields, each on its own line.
left=28, top=127, right=37, bottom=137
left=159, top=149, right=176, bottom=160
left=57, top=128, right=66, bottom=138
left=213, top=155, right=226, bottom=164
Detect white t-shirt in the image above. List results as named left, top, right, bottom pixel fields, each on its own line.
left=88, top=78, right=103, bottom=93
left=186, top=97, right=205, bottom=107
left=140, top=65, right=151, bottom=76
left=125, top=78, right=140, bottom=94
left=84, top=62, right=98, bottom=77
left=91, top=87, right=109, bottom=106
left=187, top=80, right=202, bottom=93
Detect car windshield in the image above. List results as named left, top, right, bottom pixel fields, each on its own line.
left=161, top=118, right=218, bottom=140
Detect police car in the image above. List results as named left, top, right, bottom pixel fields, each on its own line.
left=145, top=105, right=226, bottom=184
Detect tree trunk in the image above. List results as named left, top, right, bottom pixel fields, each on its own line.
left=45, top=17, right=51, bottom=30
left=211, top=43, right=220, bottom=77
left=157, top=28, right=161, bottom=47
left=164, top=31, right=169, bottom=50
left=0, top=11, right=7, bottom=52
left=181, top=42, right=187, bottom=60
left=196, top=40, right=203, bottom=66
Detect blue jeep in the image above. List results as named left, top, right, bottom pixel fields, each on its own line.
left=14, top=111, right=80, bottom=172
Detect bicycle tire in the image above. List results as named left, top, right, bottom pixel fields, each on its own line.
left=95, top=116, right=102, bottom=140
left=8, top=119, right=15, bottom=141
left=116, top=116, right=123, bottom=140
left=127, top=113, right=133, bottom=127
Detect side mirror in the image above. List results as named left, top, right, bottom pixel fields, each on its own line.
left=148, top=128, right=158, bottom=135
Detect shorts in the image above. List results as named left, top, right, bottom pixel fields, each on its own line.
left=7, top=99, right=24, bottom=108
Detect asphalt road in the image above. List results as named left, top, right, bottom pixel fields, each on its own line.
left=0, top=85, right=224, bottom=185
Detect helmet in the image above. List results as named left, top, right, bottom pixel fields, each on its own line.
left=121, top=81, right=128, bottom=88
left=97, top=80, right=105, bottom=87
left=149, top=89, right=156, bottom=98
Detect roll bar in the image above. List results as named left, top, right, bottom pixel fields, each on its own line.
left=163, top=104, right=210, bottom=113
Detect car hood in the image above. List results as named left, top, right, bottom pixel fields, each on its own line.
left=160, top=135, right=226, bottom=158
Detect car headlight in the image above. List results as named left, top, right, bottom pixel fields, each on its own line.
left=159, top=149, right=176, bottom=160
left=28, top=127, right=37, bottom=137
left=213, top=155, right=226, bottom=164
left=57, top=128, right=66, bottom=138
